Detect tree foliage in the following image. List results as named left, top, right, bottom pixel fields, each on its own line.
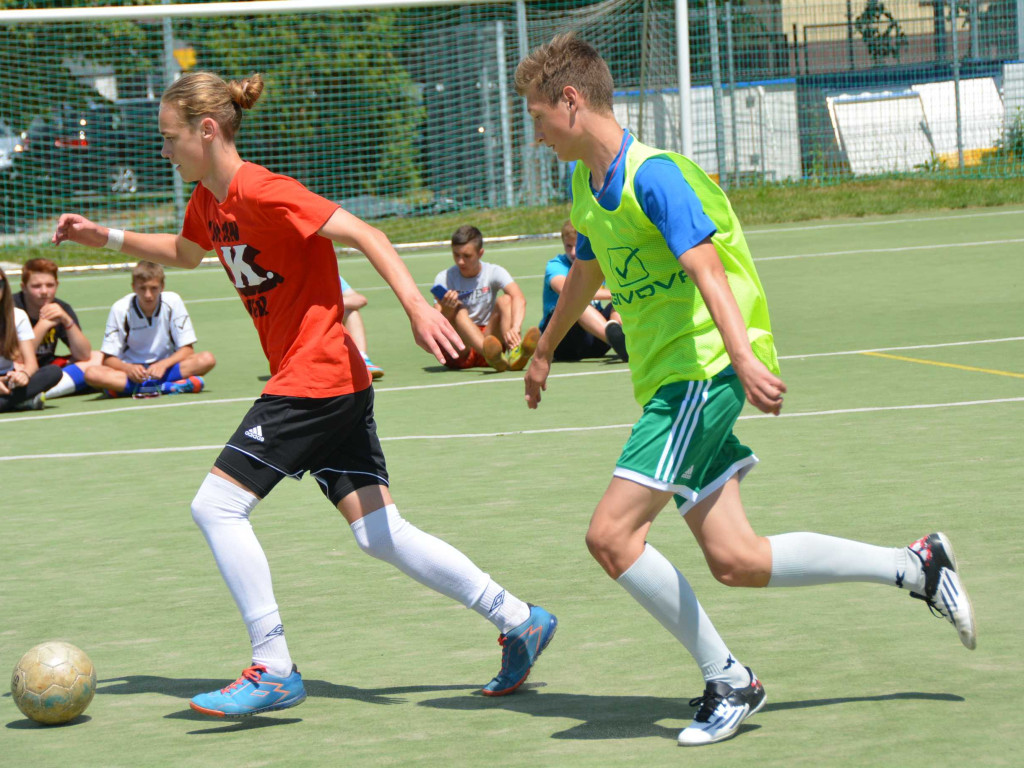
left=0, top=2, right=424, bottom=200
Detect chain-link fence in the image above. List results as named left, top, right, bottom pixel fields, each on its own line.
left=1, top=0, right=1021, bottom=246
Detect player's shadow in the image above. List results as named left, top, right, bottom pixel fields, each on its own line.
left=100, top=675, right=477, bottom=706
left=420, top=365, right=508, bottom=375
left=5, top=714, right=93, bottom=729
left=418, top=688, right=964, bottom=741
left=100, top=675, right=479, bottom=736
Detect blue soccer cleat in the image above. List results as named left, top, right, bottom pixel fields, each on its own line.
left=481, top=604, right=557, bottom=696
left=362, top=353, right=384, bottom=380
left=165, top=375, right=204, bottom=395
left=189, top=664, right=306, bottom=718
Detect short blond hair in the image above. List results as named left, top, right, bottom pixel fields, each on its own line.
left=514, top=32, right=614, bottom=113
left=560, top=220, right=577, bottom=240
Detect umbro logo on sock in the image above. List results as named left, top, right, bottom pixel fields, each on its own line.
left=265, top=624, right=285, bottom=639
left=488, top=590, right=506, bottom=615
left=245, top=425, right=265, bottom=442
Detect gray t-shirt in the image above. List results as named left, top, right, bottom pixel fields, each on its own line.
left=433, top=261, right=514, bottom=325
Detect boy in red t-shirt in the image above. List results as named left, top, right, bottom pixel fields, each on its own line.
left=54, top=71, right=556, bottom=718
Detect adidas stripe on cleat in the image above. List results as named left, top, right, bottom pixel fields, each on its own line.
left=678, top=668, right=766, bottom=746
left=908, top=532, right=977, bottom=650
left=189, top=664, right=306, bottom=718
left=481, top=604, right=557, bottom=696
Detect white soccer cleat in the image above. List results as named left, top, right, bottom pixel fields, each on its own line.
left=908, top=532, right=977, bottom=650
left=677, top=668, right=766, bottom=746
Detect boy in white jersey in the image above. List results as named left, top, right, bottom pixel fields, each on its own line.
left=85, top=261, right=217, bottom=397
left=432, top=224, right=539, bottom=372
left=516, top=33, right=976, bottom=747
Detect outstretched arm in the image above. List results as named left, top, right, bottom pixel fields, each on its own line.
left=500, top=280, right=527, bottom=349
left=52, top=213, right=207, bottom=270
left=525, top=257, right=606, bottom=409
left=678, top=238, right=786, bottom=415
left=319, top=208, right=462, bottom=362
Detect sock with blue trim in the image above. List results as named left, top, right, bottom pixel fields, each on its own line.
left=45, top=364, right=89, bottom=399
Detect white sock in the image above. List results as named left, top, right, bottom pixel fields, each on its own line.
left=350, top=505, right=529, bottom=632
left=768, top=532, right=924, bottom=591
left=44, top=371, right=78, bottom=399
left=248, top=609, right=292, bottom=678
left=617, top=543, right=749, bottom=686
left=190, top=473, right=293, bottom=676
left=472, top=579, right=531, bottom=634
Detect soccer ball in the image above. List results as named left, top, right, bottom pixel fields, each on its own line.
left=10, top=641, right=96, bottom=725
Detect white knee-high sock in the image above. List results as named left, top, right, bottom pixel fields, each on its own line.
left=768, top=532, right=924, bottom=591
left=191, top=473, right=292, bottom=676
left=617, top=543, right=748, bottom=686
left=350, top=505, right=530, bottom=633
left=45, top=365, right=88, bottom=399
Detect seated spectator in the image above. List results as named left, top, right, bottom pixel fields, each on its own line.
left=14, top=257, right=103, bottom=399
left=340, top=274, right=383, bottom=379
left=84, top=261, right=216, bottom=397
left=432, top=225, right=539, bottom=372
left=0, top=266, right=61, bottom=412
left=542, top=221, right=628, bottom=362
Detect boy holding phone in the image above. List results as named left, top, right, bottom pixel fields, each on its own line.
left=431, top=225, right=539, bottom=372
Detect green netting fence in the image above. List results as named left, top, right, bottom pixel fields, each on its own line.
left=1, top=0, right=1021, bottom=247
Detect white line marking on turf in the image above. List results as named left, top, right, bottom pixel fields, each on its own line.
left=2, top=336, right=1020, bottom=425
left=71, top=232, right=1022, bottom=311
left=743, top=208, right=1023, bottom=235
left=3, top=396, right=1022, bottom=462
left=756, top=238, right=1024, bottom=262
left=781, top=336, right=1024, bottom=359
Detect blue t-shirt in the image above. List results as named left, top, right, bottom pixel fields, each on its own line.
left=576, top=130, right=716, bottom=262
left=540, top=253, right=573, bottom=330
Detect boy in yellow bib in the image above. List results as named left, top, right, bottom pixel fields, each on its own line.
left=516, top=33, right=975, bottom=746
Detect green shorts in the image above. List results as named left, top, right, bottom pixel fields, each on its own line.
left=613, top=372, right=757, bottom=514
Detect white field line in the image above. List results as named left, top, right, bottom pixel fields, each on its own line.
left=2, top=396, right=1022, bottom=462
left=71, top=231, right=1024, bottom=311
left=1, top=335, right=1021, bottom=426
left=742, top=208, right=1024, bottom=235
left=756, top=237, right=1024, bottom=263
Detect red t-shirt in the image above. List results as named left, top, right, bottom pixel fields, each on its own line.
left=181, top=162, right=370, bottom=398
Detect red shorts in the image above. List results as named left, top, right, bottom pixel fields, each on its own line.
left=443, top=325, right=490, bottom=369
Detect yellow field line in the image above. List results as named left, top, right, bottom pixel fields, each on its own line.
left=862, top=351, right=1024, bottom=379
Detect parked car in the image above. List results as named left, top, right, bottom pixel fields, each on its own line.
left=0, top=118, right=22, bottom=172
left=9, top=98, right=170, bottom=199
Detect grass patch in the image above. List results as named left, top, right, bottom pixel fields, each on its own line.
left=2, top=172, right=1021, bottom=268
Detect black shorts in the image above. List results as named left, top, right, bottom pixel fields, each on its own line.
left=553, top=303, right=613, bottom=361
left=214, top=386, right=388, bottom=506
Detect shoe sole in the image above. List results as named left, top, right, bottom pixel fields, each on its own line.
left=678, top=690, right=767, bottom=746
left=189, top=691, right=307, bottom=719
left=482, top=337, right=509, bottom=372
left=935, top=532, right=977, bottom=650
left=508, top=328, right=540, bottom=372
left=481, top=615, right=558, bottom=697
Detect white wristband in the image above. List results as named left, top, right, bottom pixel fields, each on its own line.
left=104, top=228, right=125, bottom=252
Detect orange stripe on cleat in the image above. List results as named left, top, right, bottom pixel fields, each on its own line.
left=189, top=702, right=227, bottom=717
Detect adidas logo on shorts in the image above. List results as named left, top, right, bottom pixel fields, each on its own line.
left=245, top=425, right=265, bottom=443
